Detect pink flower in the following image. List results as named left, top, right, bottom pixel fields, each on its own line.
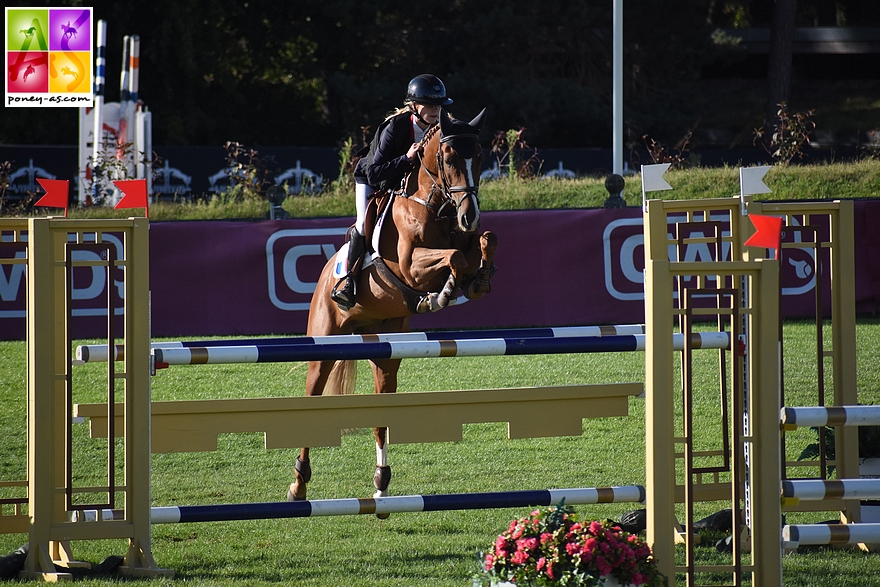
left=536, top=557, right=546, bottom=571
left=540, top=532, right=554, bottom=545
left=512, top=550, right=529, bottom=565
left=565, top=542, right=580, bottom=555
left=516, top=537, right=538, bottom=553
left=589, top=520, right=604, bottom=534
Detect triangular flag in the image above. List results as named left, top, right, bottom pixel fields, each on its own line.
left=35, top=179, right=70, bottom=216
left=113, top=179, right=149, bottom=218
left=641, top=163, right=673, bottom=193
left=744, top=214, right=783, bottom=257
left=740, top=166, right=772, bottom=196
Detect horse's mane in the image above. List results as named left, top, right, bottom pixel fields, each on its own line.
left=420, top=123, right=441, bottom=147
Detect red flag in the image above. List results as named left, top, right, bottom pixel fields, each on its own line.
left=35, top=179, right=70, bottom=216
left=113, top=179, right=149, bottom=218
left=744, top=214, right=783, bottom=257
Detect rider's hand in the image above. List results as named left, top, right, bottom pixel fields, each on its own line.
left=406, top=143, right=422, bottom=162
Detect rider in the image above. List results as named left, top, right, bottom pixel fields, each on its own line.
left=331, top=74, right=453, bottom=309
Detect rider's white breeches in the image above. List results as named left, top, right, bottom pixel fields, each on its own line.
left=355, top=183, right=374, bottom=234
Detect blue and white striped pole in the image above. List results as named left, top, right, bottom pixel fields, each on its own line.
left=74, top=485, right=646, bottom=524
left=76, top=324, right=647, bottom=363
left=149, top=332, right=731, bottom=366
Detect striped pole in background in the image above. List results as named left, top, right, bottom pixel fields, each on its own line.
left=74, top=485, right=646, bottom=524
left=119, top=35, right=131, bottom=105
left=76, top=324, right=647, bottom=363
left=782, top=479, right=880, bottom=501
left=781, top=405, right=880, bottom=429
left=150, top=333, right=731, bottom=366
left=128, top=35, right=140, bottom=104
left=89, top=19, right=107, bottom=205
left=784, top=523, right=880, bottom=547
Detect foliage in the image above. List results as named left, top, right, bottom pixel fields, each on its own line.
left=754, top=102, right=817, bottom=165
left=797, top=419, right=880, bottom=463
left=639, top=132, right=693, bottom=170
left=82, top=138, right=156, bottom=206
left=483, top=502, right=664, bottom=586
left=221, top=141, right=276, bottom=200
left=489, top=128, right=543, bottom=180
left=0, top=160, right=26, bottom=215
left=330, top=136, right=358, bottom=192
left=859, top=131, right=880, bottom=161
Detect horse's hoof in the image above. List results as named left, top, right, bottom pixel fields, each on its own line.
left=373, top=488, right=390, bottom=519
left=287, top=482, right=307, bottom=502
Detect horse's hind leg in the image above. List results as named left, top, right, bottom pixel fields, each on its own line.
left=370, top=357, right=401, bottom=517
left=287, top=359, right=333, bottom=501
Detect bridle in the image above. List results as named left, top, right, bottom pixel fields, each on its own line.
left=410, top=129, right=481, bottom=221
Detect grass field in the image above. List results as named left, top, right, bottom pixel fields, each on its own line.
left=2, top=320, right=880, bottom=586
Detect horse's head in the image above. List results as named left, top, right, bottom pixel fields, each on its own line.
left=425, top=108, right=487, bottom=233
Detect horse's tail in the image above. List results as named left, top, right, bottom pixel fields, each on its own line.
left=325, top=359, right=357, bottom=395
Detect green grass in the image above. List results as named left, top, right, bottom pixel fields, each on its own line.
left=2, top=321, right=880, bottom=585
left=4, top=159, right=879, bottom=221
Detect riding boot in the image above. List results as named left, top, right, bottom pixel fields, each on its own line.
left=331, top=230, right=366, bottom=309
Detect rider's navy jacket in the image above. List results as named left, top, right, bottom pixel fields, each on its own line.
left=354, top=112, right=417, bottom=192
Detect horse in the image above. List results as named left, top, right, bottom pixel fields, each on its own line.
left=61, top=22, right=77, bottom=40
left=287, top=108, right=498, bottom=505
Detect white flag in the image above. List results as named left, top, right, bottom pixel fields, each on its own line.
left=641, top=164, right=673, bottom=193
left=740, top=166, right=772, bottom=196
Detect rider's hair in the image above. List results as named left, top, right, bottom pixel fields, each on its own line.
left=384, top=105, right=413, bottom=123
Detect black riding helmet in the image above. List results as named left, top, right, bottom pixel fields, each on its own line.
left=405, top=74, right=453, bottom=106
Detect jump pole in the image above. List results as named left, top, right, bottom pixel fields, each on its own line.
left=75, top=323, right=648, bottom=363
left=784, top=524, right=880, bottom=548
left=76, top=485, right=646, bottom=524
left=148, top=332, right=731, bottom=366
left=781, top=405, right=880, bottom=429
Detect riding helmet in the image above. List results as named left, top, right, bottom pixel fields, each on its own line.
left=405, top=74, right=453, bottom=106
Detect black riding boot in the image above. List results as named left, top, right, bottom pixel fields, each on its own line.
left=331, top=230, right=365, bottom=309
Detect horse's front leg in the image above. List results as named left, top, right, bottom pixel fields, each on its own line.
left=405, top=248, right=470, bottom=312
left=463, top=231, right=498, bottom=300
left=370, top=357, right=401, bottom=518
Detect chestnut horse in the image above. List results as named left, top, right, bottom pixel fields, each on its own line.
left=288, top=108, right=498, bottom=504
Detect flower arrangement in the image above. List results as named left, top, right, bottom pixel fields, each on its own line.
left=482, top=502, right=665, bottom=587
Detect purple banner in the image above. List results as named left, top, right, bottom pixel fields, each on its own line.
left=2, top=203, right=879, bottom=341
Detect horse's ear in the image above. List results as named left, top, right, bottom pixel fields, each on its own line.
left=469, top=108, right=487, bottom=132
left=440, top=109, right=453, bottom=136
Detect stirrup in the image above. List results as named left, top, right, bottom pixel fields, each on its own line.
left=331, top=277, right=356, bottom=309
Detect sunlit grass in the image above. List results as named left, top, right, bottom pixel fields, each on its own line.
left=2, top=320, right=880, bottom=585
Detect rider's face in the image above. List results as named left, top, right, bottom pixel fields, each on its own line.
left=414, top=103, right=441, bottom=125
